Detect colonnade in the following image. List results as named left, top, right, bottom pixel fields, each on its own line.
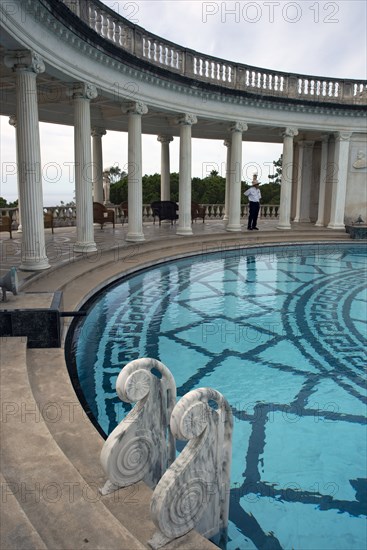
left=5, top=49, right=353, bottom=271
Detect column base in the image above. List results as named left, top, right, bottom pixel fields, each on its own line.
left=277, top=224, right=291, bottom=230
left=17, top=226, right=23, bottom=233
left=19, top=258, right=50, bottom=271
left=176, top=226, right=193, bottom=236
left=315, top=221, right=325, bottom=227
left=74, top=241, right=98, bottom=253
left=126, top=233, right=145, bottom=242
left=226, top=224, right=241, bottom=232
left=327, top=223, right=345, bottom=230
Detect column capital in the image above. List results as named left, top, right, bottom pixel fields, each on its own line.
left=91, top=127, right=106, bottom=138
left=223, top=139, right=231, bottom=147
left=4, top=50, right=45, bottom=74
left=282, top=127, right=298, bottom=138
left=320, top=134, right=330, bottom=143
left=125, top=101, right=148, bottom=115
left=175, top=113, right=197, bottom=126
left=8, top=115, right=17, bottom=128
left=157, top=135, right=173, bottom=144
left=335, top=131, right=352, bottom=142
left=67, top=82, right=98, bottom=100
left=229, top=122, right=247, bottom=134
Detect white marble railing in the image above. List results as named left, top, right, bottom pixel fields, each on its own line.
left=61, top=0, right=366, bottom=105
left=1, top=204, right=279, bottom=228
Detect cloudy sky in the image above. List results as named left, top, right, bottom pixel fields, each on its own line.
left=1, top=0, right=366, bottom=205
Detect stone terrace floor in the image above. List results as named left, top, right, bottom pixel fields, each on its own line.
left=0, top=218, right=352, bottom=288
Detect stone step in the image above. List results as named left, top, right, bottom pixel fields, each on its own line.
left=0, top=337, right=145, bottom=550
left=26, top=346, right=218, bottom=550
left=0, top=468, right=48, bottom=549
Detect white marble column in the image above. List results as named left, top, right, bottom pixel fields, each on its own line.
left=315, top=135, right=329, bottom=226
left=91, top=127, right=106, bottom=204
left=277, top=127, right=298, bottom=230
left=299, top=141, right=314, bottom=222
left=223, top=139, right=231, bottom=222
left=126, top=101, right=148, bottom=242
left=176, top=114, right=197, bottom=236
left=71, top=83, right=98, bottom=253
left=157, top=135, right=173, bottom=201
left=226, top=122, right=247, bottom=232
left=5, top=51, right=50, bottom=270
left=328, top=132, right=352, bottom=229
left=8, top=115, right=22, bottom=232
left=293, top=141, right=304, bottom=222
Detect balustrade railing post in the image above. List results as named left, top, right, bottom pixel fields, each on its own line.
left=184, top=51, right=194, bottom=78
left=134, top=29, right=144, bottom=57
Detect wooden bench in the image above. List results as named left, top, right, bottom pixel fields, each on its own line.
left=93, top=202, right=115, bottom=229
left=0, top=216, right=13, bottom=238
left=191, top=202, right=206, bottom=223
left=150, top=201, right=178, bottom=225
left=44, top=213, right=54, bottom=234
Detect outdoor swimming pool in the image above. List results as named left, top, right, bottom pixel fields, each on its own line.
left=69, top=242, right=367, bottom=550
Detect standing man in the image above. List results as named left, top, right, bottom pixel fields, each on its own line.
left=244, top=174, right=261, bottom=230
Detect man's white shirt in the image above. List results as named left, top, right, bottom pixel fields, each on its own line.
left=244, top=187, right=261, bottom=202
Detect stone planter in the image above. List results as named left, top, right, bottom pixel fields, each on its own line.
left=345, top=224, right=367, bottom=239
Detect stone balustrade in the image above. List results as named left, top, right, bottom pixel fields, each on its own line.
left=0, top=204, right=279, bottom=230
left=61, top=0, right=366, bottom=105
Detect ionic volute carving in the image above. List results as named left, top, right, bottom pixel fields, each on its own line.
left=282, top=127, right=299, bottom=139
left=125, top=101, right=148, bottom=115
left=4, top=50, right=45, bottom=74
left=157, top=135, right=173, bottom=144
left=148, top=388, right=233, bottom=549
left=99, top=358, right=176, bottom=495
left=91, top=127, right=107, bottom=138
left=8, top=115, right=17, bottom=128
left=67, top=82, right=98, bottom=100
left=229, top=121, right=247, bottom=133
left=175, top=113, right=198, bottom=126
left=335, top=131, right=352, bottom=142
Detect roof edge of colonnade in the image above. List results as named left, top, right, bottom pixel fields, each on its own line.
left=0, top=0, right=366, bottom=134
left=51, top=0, right=366, bottom=109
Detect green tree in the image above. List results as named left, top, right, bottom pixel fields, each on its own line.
left=103, top=166, right=127, bottom=184
left=110, top=175, right=128, bottom=204
left=259, top=183, right=280, bottom=204
left=0, top=197, right=18, bottom=208
left=268, top=154, right=283, bottom=184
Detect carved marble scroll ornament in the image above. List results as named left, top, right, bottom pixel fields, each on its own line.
left=148, top=387, right=233, bottom=549
left=99, top=358, right=176, bottom=495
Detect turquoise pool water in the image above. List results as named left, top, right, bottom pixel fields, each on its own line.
left=70, top=243, right=367, bottom=550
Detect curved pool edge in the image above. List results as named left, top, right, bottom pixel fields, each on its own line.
left=18, top=231, right=362, bottom=549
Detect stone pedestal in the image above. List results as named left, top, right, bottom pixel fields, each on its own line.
left=345, top=224, right=367, bottom=239
left=0, top=291, right=63, bottom=348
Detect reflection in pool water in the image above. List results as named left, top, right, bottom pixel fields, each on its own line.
left=70, top=243, right=367, bottom=550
